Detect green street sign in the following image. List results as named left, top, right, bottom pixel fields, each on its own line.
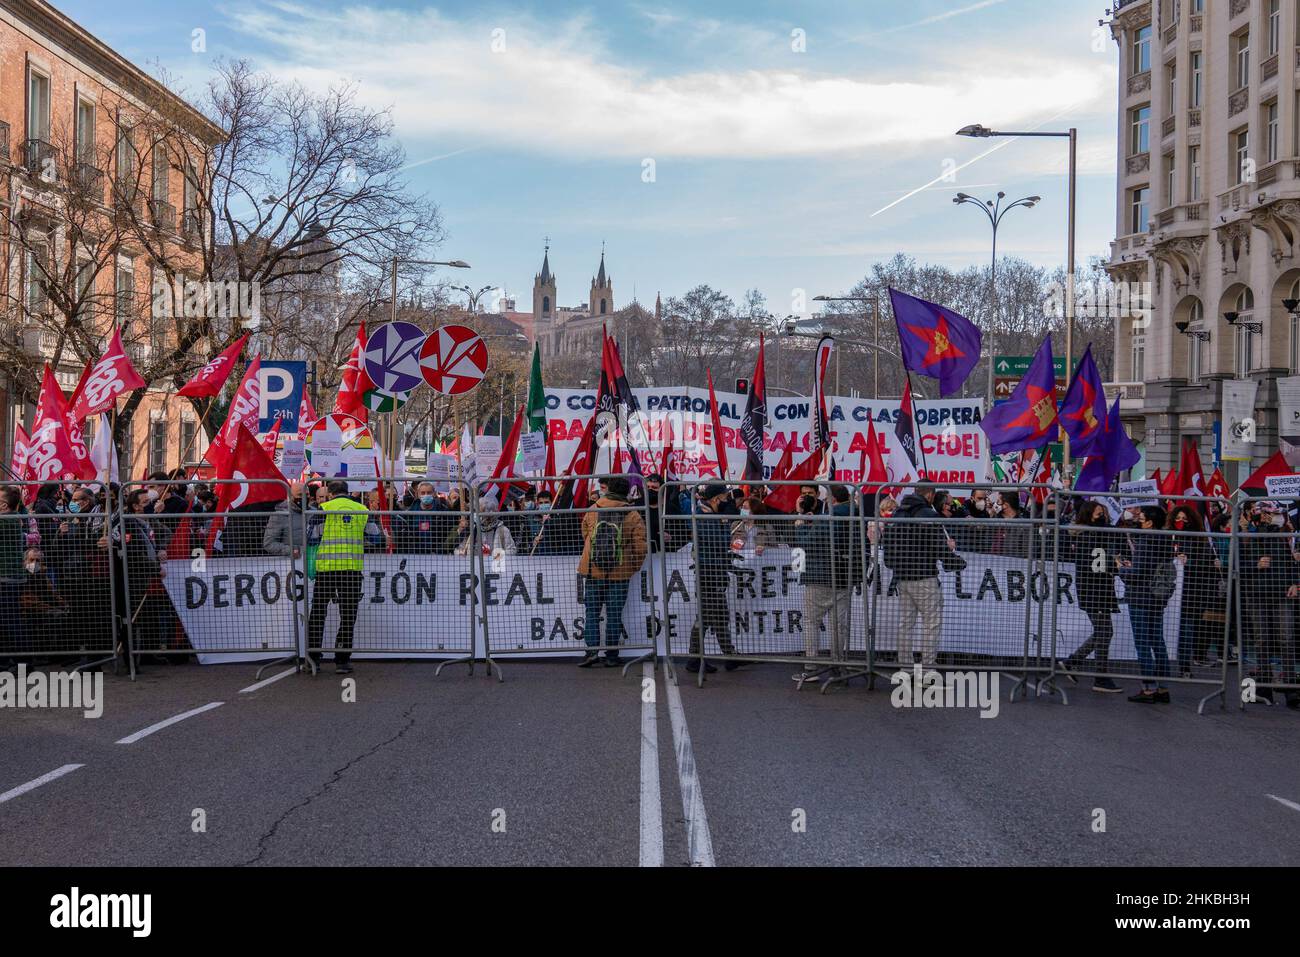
left=994, top=355, right=1068, bottom=377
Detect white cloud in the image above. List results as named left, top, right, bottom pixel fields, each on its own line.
left=225, top=3, right=1112, bottom=161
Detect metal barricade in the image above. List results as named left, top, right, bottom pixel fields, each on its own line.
left=867, top=483, right=1051, bottom=702
left=1231, top=495, right=1300, bottom=710
left=1045, top=492, right=1234, bottom=713
left=115, top=478, right=299, bottom=677
left=0, top=496, right=116, bottom=669
left=660, top=479, right=870, bottom=687
left=478, top=473, right=657, bottom=678
left=295, top=480, right=477, bottom=676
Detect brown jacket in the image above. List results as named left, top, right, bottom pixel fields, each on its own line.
left=577, top=496, right=648, bottom=581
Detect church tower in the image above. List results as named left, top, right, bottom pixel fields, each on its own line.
left=589, top=244, right=613, bottom=317
left=532, top=240, right=556, bottom=327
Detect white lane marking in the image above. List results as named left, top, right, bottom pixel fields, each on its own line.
left=115, top=702, right=224, bottom=745
left=0, top=764, right=84, bottom=805
left=664, top=672, right=716, bottom=867
left=1266, top=794, right=1300, bottom=814
left=639, top=663, right=663, bottom=867
left=239, top=667, right=297, bottom=695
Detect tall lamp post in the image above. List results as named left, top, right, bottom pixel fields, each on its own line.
left=780, top=321, right=906, bottom=397
left=958, top=123, right=1076, bottom=475
left=813, top=294, right=882, bottom=398
left=951, top=191, right=1040, bottom=405
left=390, top=256, right=471, bottom=324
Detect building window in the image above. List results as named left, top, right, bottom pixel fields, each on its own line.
left=1131, top=333, right=1146, bottom=382
left=1189, top=145, right=1201, bottom=200
left=1189, top=52, right=1202, bottom=108
left=1130, top=186, right=1151, bottom=233
left=27, top=71, right=50, bottom=143
left=1133, top=25, right=1151, bottom=74
left=116, top=124, right=135, bottom=188
left=600, top=299, right=607, bottom=315
left=1165, top=153, right=1176, bottom=204
left=26, top=246, right=48, bottom=316
left=1235, top=129, right=1251, bottom=184
left=542, top=295, right=550, bottom=314
left=74, top=259, right=93, bottom=323
left=1166, top=64, right=1177, bottom=115
left=1234, top=30, right=1250, bottom=91
left=1269, top=0, right=1281, bottom=56
left=76, top=99, right=96, bottom=167
left=152, top=145, right=169, bottom=203
left=1188, top=301, right=1207, bottom=383
left=1267, top=102, right=1280, bottom=162
left=115, top=266, right=134, bottom=326
left=149, top=418, right=168, bottom=474
left=1235, top=288, right=1257, bottom=374
left=181, top=419, right=197, bottom=464
left=1130, top=105, right=1151, bottom=154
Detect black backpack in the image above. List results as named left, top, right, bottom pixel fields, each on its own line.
left=1148, top=560, right=1176, bottom=603
left=590, top=513, right=626, bottom=573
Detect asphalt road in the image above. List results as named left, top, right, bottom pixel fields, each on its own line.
left=2, top=658, right=1298, bottom=866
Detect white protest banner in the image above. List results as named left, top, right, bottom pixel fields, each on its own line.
left=1277, top=376, right=1300, bottom=468
left=1264, top=474, right=1300, bottom=499
left=473, top=434, right=501, bottom=482
left=1116, top=479, right=1159, bottom=507
left=519, top=430, right=547, bottom=472
left=428, top=453, right=454, bottom=492
left=544, top=387, right=989, bottom=488
left=1222, top=379, right=1259, bottom=461
left=276, top=439, right=307, bottom=480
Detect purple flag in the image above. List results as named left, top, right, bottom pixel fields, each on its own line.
left=889, top=288, right=982, bottom=397
left=1058, top=345, right=1107, bottom=458
left=1074, top=395, right=1140, bottom=492
left=980, top=336, right=1058, bottom=455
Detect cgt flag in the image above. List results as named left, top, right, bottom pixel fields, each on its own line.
left=1059, top=345, right=1107, bottom=458
left=70, top=327, right=147, bottom=422
left=980, top=336, right=1058, bottom=455
left=889, top=288, right=982, bottom=398
left=178, top=333, right=250, bottom=398
left=739, top=335, right=767, bottom=482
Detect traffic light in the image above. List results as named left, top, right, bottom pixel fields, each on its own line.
left=735, top=377, right=749, bottom=395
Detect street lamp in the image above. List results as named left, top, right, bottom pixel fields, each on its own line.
left=451, top=283, right=497, bottom=312
left=958, top=122, right=1077, bottom=475
left=781, top=322, right=906, bottom=398
left=390, top=256, right=471, bottom=324
left=813, top=294, right=883, bottom=398
left=952, top=192, right=1040, bottom=404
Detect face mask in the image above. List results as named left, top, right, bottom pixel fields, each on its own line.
left=1121, top=511, right=1134, bottom=523
left=67, top=501, right=81, bottom=514
left=972, top=500, right=985, bottom=511
left=739, top=508, right=751, bottom=517
left=1174, top=517, right=1187, bottom=529
left=25, top=562, right=39, bottom=574
left=1270, top=515, right=1285, bottom=527
left=538, top=503, right=551, bottom=511
left=145, top=490, right=160, bottom=502
left=420, top=495, right=435, bottom=506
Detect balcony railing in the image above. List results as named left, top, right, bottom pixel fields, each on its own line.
left=181, top=208, right=203, bottom=242
left=23, top=138, right=57, bottom=178
left=1161, top=115, right=1176, bottom=138
left=1103, top=381, right=1146, bottom=412
left=1262, top=53, right=1279, bottom=82
left=1163, top=23, right=1176, bottom=46
left=150, top=198, right=176, bottom=232
left=1217, top=183, right=1253, bottom=212
left=73, top=163, right=104, bottom=204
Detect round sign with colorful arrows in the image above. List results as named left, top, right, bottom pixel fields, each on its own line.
left=363, top=387, right=412, bottom=414
left=363, top=321, right=428, bottom=396
left=419, top=324, right=488, bottom=395
left=305, top=412, right=374, bottom=477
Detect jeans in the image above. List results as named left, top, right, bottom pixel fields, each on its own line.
left=1128, top=603, right=1171, bottom=688
left=896, top=578, right=942, bottom=666
left=803, top=584, right=852, bottom=661
left=583, top=575, right=629, bottom=657
left=1067, top=606, right=1114, bottom=673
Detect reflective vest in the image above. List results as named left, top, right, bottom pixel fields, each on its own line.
left=316, top=497, right=366, bottom=572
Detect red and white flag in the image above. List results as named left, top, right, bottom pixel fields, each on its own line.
left=69, top=327, right=146, bottom=421
left=1204, top=467, right=1231, bottom=500
left=178, top=333, right=250, bottom=398
left=260, top=417, right=283, bottom=457
left=207, top=355, right=263, bottom=471
left=333, top=321, right=372, bottom=423
left=28, top=365, right=85, bottom=483
left=206, top=426, right=286, bottom=553
left=298, top=386, right=318, bottom=436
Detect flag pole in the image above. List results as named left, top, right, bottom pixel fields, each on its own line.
left=907, top=372, right=930, bottom=480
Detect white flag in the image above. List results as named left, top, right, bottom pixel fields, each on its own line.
left=89, top=413, right=119, bottom=487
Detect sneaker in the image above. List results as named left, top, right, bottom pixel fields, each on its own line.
left=603, top=656, right=624, bottom=667
left=1092, top=678, right=1123, bottom=694
left=1180, top=670, right=1193, bottom=680
left=1128, top=690, right=1158, bottom=704
left=577, top=652, right=601, bottom=668
left=791, top=671, right=821, bottom=684
left=1152, top=688, right=1171, bottom=703
left=1058, top=659, right=1079, bottom=684
left=335, top=663, right=353, bottom=675
left=684, top=660, right=716, bottom=674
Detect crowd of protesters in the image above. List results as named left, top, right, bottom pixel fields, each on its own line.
left=0, top=469, right=1296, bottom=708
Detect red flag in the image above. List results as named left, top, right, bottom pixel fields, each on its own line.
left=165, top=500, right=196, bottom=559
left=860, top=419, right=888, bottom=494
left=62, top=362, right=96, bottom=480
left=333, top=321, right=372, bottom=422
left=373, top=472, right=394, bottom=554
left=765, top=450, right=821, bottom=514
left=207, top=356, right=262, bottom=470
left=555, top=412, right=598, bottom=510
left=206, top=427, right=285, bottom=553
left=298, top=386, right=318, bottom=436
left=488, top=405, right=526, bottom=502
left=1158, top=466, right=1181, bottom=498
left=740, top=335, right=767, bottom=482
left=1241, top=451, right=1291, bottom=492
left=541, top=428, right=557, bottom=496
left=1149, top=468, right=1162, bottom=486
left=70, top=327, right=146, bottom=421
left=260, top=417, right=283, bottom=456
left=706, top=367, right=729, bottom=480
left=1204, top=467, right=1232, bottom=499
left=12, top=424, right=35, bottom=504
left=28, top=365, right=84, bottom=483
left=1179, top=439, right=1207, bottom=498
left=177, top=333, right=250, bottom=398
left=660, top=433, right=676, bottom=482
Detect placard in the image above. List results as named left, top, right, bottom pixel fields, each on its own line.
left=519, top=430, right=547, bottom=472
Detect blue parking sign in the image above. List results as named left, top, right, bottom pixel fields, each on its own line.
left=258, top=361, right=307, bottom=433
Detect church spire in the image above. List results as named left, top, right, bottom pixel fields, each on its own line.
left=595, top=240, right=607, bottom=287
left=538, top=237, right=552, bottom=285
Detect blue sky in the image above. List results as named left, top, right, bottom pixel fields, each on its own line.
left=54, top=0, right=1117, bottom=314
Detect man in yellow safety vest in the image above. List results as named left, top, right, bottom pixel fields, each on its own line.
left=306, top=479, right=366, bottom=674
